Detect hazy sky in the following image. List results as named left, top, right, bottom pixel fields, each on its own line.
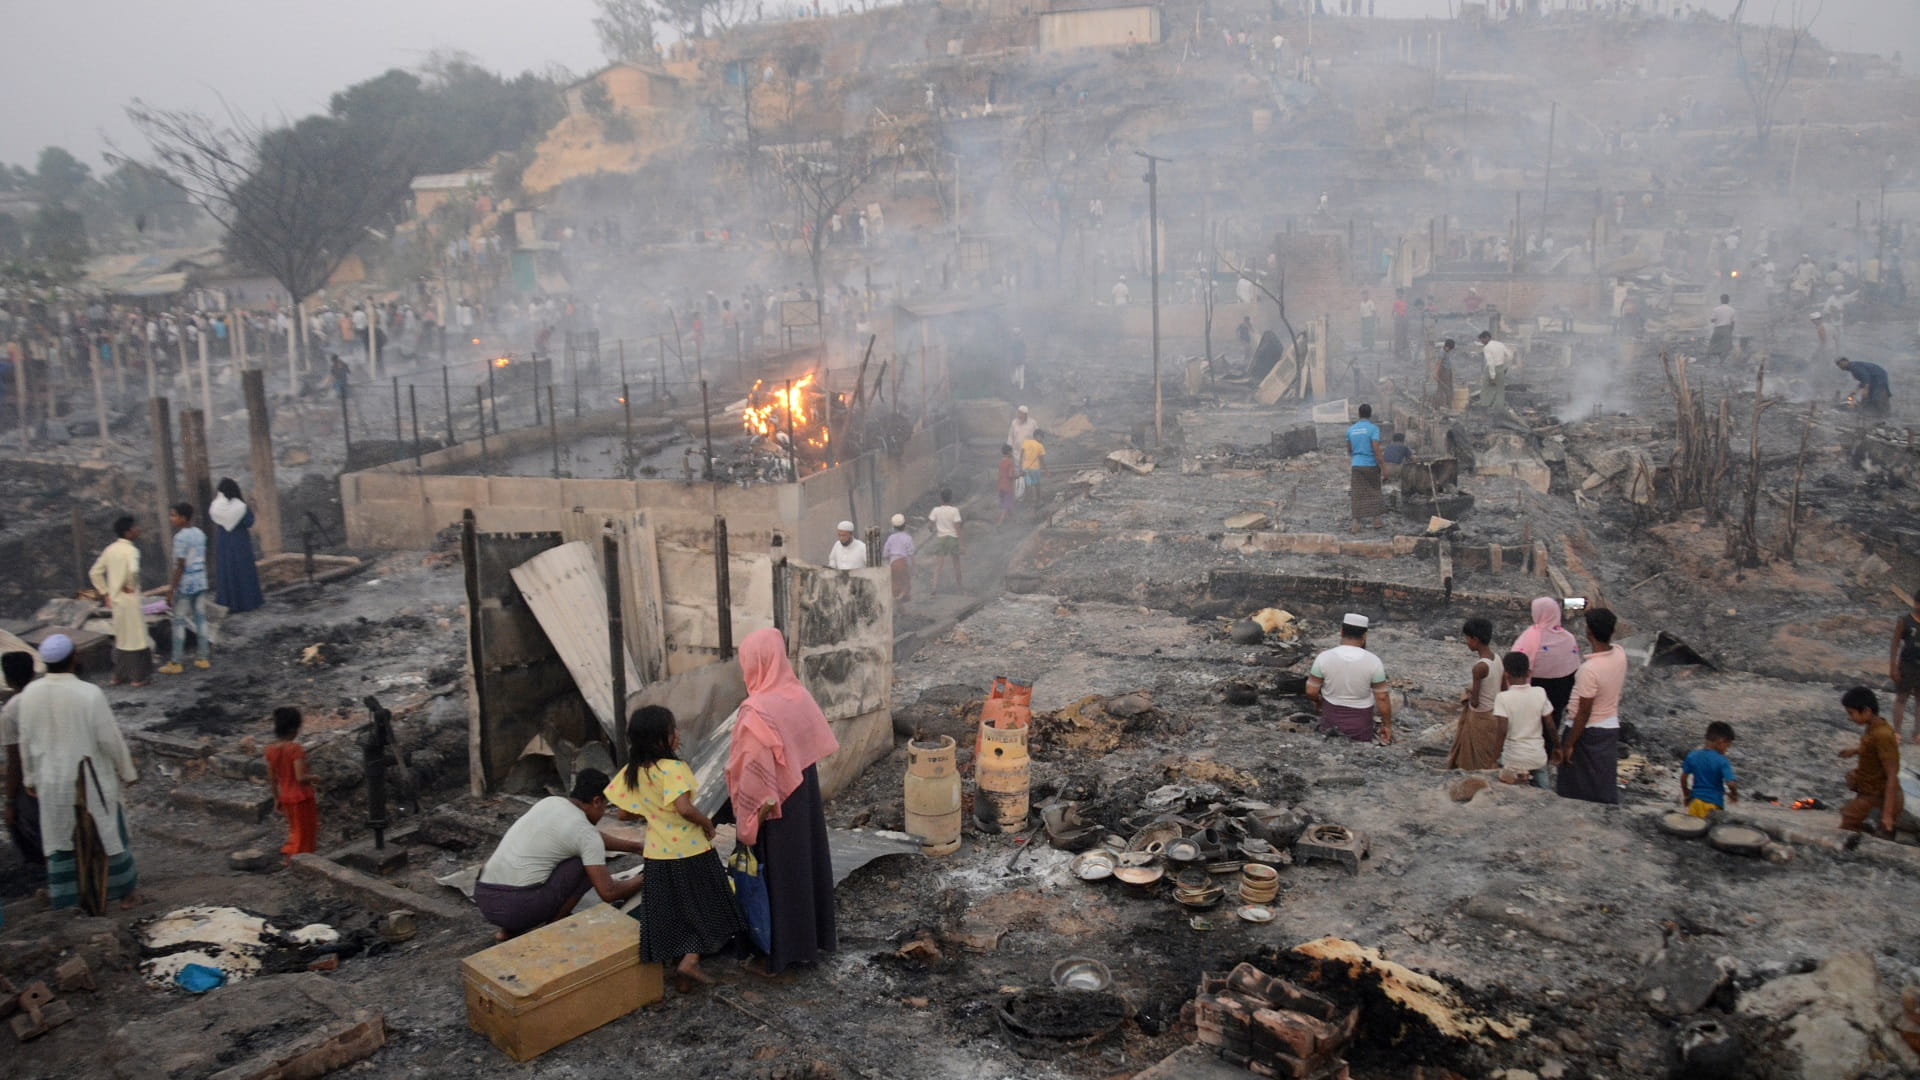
left=3, top=0, right=1915, bottom=171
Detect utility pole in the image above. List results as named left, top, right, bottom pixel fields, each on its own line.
left=1539, top=100, right=1556, bottom=252
left=1136, top=150, right=1170, bottom=447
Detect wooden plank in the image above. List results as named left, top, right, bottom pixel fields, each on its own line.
left=509, top=541, right=643, bottom=742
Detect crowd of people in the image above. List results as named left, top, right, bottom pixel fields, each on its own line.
left=1300, top=600, right=1905, bottom=833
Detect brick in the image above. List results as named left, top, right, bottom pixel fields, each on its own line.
left=207, top=1010, right=387, bottom=1080
left=53, top=957, right=93, bottom=993
left=306, top=955, right=340, bottom=973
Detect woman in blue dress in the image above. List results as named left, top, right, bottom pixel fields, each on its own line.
left=210, top=478, right=264, bottom=613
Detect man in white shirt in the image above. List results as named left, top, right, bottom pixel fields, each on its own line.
left=1305, top=615, right=1394, bottom=743
left=826, top=521, right=867, bottom=570
left=1475, top=330, right=1512, bottom=413
left=1706, top=294, right=1735, bottom=359
left=473, top=769, right=644, bottom=939
left=927, top=490, right=963, bottom=596
left=1007, top=405, right=1037, bottom=453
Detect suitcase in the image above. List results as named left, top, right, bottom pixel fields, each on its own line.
left=461, top=904, right=663, bottom=1061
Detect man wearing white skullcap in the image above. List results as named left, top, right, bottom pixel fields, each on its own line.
left=826, top=521, right=867, bottom=571
left=881, top=513, right=916, bottom=604
left=15, top=632, right=142, bottom=910
left=1007, top=405, right=1037, bottom=456
left=1305, top=614, right=1394, bottom=744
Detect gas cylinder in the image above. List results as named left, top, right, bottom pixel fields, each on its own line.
left=974, top=721, right=1031, bottom=833
left=904, top=735, right=962, bottom=856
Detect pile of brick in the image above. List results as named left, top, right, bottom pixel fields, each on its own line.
left=1190, top=963, right=1358, bottom=1079
left=4, top=956, right=93, bottom=1042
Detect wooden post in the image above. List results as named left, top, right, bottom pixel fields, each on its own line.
left=713, top=514, right=733, bottom=660
left=139, top=323, right=156, bottom=401
left=700, top=380, right=715, bottom=482
left=12, top=339, right=27, bottom=437
left=605, top=528, right=628, bottom=764
left=442, top=366, right=455, bottom=445
left=180, top=409, right=214, bottom=519
left=487, top=359, right=500, bottom=435
left=70, top=506, right=89, bottom=588
left=367, top=300, right=379, bottom=381
left=547, top=386, right=560, bottom=479
left=148, top=397, right=178, bottom=557
left=197, top=322, right=212, bottom=435
left=622, top=382, right=633, bottom=475
left=391, top=375, right=402, bottom=446
left=784, top=377, right=798, bottom=481
left=409, top=384, right=422, bottom=468
left=476, top=386, right=490, bottom=472
left=241, top=369, right=284, bottom=555
left=89, top=340, right=110, bottom=457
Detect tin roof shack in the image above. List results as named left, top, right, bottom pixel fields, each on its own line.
left=460, top=508, right=894, bottom=807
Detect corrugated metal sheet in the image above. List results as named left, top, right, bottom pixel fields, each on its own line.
left=613, top=510, right=669, bottom=684
left=509, top=541, right=642, bottom=741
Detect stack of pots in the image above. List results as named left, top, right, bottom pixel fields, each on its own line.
left=974, top=677, right=1032, bottom=833
left=1239, top=864, right=1279, bottom=905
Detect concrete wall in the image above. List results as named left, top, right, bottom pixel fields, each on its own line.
left=343, top=407, right=957, bottom=553
left=1038, top=6, right=1158, bottom=51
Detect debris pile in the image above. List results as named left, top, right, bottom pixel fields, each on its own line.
left=1192, top=962, right=1359, bottom=1078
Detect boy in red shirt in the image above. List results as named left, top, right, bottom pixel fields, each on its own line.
left=265, top=707, right=317, bottom=862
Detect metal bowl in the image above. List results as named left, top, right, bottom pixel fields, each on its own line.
left=1175, top=886, right=1225, bottom=909
left=1242, top=863, right=1279, bottom=884
left=1050, top=956, right=1113, bottom=992
left=1116, top=851, right=1158, bottom=869
left=1113, top=864, right=1165, bottom=887
left=1071, top=850, right=1116, bottom=881
left=1165, top=839, right=1203, bottom=864
left=1237, top=904, right=1275, bottom=924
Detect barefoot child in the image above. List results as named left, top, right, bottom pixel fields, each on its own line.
left=1838, top=687, right=1903, bottom=835
left=605, top=705, right=744, bottom=991
left=1446, top=618, right=1503, bottom=770
left=1494, top=651, right=1555, bottom=788
left=265, top=707, right=317, bottom=861
left=1680, top=721, right=1738, bottom=818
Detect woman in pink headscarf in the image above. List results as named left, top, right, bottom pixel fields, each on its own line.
left=726, top=627, right=838, bottom=974
left=1512, top=597, right=1583, bottom=728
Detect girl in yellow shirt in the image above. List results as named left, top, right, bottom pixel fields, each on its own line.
left=605, top=706, right=745, bottom=991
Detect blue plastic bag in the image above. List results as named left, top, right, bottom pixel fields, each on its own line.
left=174, top=963, right=227, bottom=994
left=727, top=847, right=772, bottom=955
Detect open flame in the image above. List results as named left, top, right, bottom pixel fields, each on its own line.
left=743, top=373, right=830, bottom=451
left=492, top=356, right=512, bottom=368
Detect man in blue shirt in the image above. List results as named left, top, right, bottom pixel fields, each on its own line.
left=1837, top=357, right=1891, bottom=416
left=1680, top=720, right=1738, bottom=817
left=1347, top=403, right=1384, bottom=533
left=160, top=502, right=211, bottom=674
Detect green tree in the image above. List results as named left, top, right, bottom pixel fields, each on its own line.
left=28, top=203, right=89, bottom=268
left=0, top=213, right=23, bottom=259
left=33, top=146, right=92, bottom=204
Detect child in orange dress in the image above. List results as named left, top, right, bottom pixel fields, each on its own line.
left=265, top=707, right=317, bottom=862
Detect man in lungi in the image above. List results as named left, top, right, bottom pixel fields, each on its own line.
left=1347, top=403, right=1384, bottom=533
left=473, top=769, right=646, bottom=940
left=1306, top=615, right=1395, bottom=744
left=15, top=634, right=142, bottom=911
left=1554, top=608, right=1627, bottom=804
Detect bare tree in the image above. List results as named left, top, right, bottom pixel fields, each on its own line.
left=771, top=134, right=890, bottom=297
left=121, top=102, right=413, bottom=373
left=593, top=0, right=657, bottom=62
left=1731, top=0, right=1825, bottom=153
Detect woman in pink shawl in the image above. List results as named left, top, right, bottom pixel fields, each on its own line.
left=1512, top=597, right=1583, bottom=727
left=727, top=627, right=838, bottom=974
